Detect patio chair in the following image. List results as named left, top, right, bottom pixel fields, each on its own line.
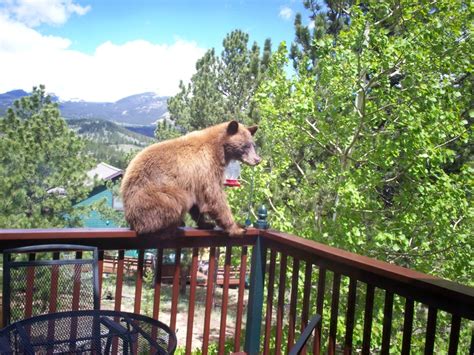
left=232, top=314, right=321, bottom=355
left=2, top=244, right=100, bottom=326
left=288, top=314, right=322, bottom=355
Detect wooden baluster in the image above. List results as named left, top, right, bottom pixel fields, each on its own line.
left=47, top=252, right=60, bottom=345
left=97, top=250, right=104, bottom=306
left=70, top=251, right=82, bottom=351
left=152, top=249, right=163, bottom=320
left=24, top=253, right=36, bottom=320
left=424, top=306, right=437, bottom=354
left=362, top=284, right=375, bottom=354
left=275, top=253, right=287, bottom=355
left=72, top=251, right=82, bottom=311
left=344, top=278, right=357, bottom=355
left=149, top=248, right=164, bottom=348
left=328, top=273, right=341, bottom=355
left=49, top=252, right=60, bottom=313
left=112, top=250, right=125, bottom=354
left=447, top=314, right=461, bottom=355
left=218, top=247, right=232, bottom=354
left=133, top=249, right=145, bottom=314
left=287, top=258, right=300, bottom=350
left=202, top=247, right=216, bottom=355
left=185, top=248, right=199, bottom=355
left=313, top=267, right=326, bottom=355
left=263, top=249, right=277, bottom=355
left=114, top=250, right=125, bottom=311
left=170, top=248, right=181, bottom=332
left=381, top=291, right=394, bottom=355
left=401, top=298, right=414, bottom=355
left=234, top=246, right=248, bottom=352
left=299, top=262, right=312, bottom=355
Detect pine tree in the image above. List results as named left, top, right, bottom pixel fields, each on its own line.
left=154, top=119, right=181, bottom=142
left=167, top=30, right=272, bottom=132
left=290, top=0, right=353, bottom=70
left=0, top=86, right=95, bottom=228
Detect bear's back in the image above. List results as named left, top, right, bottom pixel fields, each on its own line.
left=121, top=126, right=224, bottom=193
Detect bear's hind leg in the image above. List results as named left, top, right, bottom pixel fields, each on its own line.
left=189, top=204, right=216, bottom=230
left=125, top=186, right=189, bottom=234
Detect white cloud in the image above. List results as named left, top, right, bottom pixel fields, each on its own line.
left=0, top=14, right=207, bottom=102
left=279, top=6, right=293, bottom=21
left=0, top=0, right=90, bottom=26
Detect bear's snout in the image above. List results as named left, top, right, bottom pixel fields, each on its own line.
left=243, top=153, right=262, bottom=166
left=241, top=142, right=262, bottom=166
left=252, top=155, right=262, bottom=165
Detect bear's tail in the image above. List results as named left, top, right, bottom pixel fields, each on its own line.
left=123, top=185, right=190, bottom=234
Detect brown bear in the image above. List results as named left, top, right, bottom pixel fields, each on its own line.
left=120, top=120, right=261, bottom=236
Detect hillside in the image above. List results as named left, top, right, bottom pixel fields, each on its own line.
left=69, top=118, right=154, bottom=146
left=122, top=124, right=156, bottom=138
left=68, top=118, right=155, bottom=168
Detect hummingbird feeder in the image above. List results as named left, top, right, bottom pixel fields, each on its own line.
left=224, top=160, right=241, bottom=187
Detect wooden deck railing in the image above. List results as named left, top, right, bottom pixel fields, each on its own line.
left=0, top=228, right=472, bottom=354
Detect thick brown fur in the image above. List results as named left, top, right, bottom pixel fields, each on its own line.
left=121, top=121, right=260, bottom=236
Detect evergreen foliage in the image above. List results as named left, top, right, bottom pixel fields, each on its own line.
left=0, top=86, right=95, bottom=228
left=167, top=30, right=272, bottom=132
left=154, top=120, right=181, bottom=142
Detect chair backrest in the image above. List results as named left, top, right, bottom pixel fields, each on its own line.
left=2, top=244, right=100, bottom=326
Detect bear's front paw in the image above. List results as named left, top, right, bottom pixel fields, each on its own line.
left=227, top=225, right=246, bottom=237
left=197, top=221, right=216, bottom=230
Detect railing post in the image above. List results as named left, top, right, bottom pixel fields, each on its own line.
left=244, top=235, right=267, bottom=355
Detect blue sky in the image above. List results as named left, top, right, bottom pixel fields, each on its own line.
left=0, top=0, right=310, bottom=102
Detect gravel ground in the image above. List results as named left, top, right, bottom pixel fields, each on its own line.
left=100, top=274, right=248, bottom=352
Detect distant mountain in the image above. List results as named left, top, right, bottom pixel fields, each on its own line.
left=0, top=90, right=29, bottom=112
left=0, top=90, right=169, bottom=126
left=60, top=92, right=168, bottom=125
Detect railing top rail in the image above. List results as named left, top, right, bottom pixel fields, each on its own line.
left=0, top=228, right=137, bottom=240
left=0, top=227, right=259, bottom=250
left=263, top=230, right=474, bottom=319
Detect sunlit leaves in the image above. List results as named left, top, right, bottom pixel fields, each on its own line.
left=232, top=0, right=472, bottom=286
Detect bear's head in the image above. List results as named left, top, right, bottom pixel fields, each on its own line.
left=224, top=120, right=261, bottom=166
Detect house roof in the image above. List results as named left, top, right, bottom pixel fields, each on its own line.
left=87, top=162, right=123, bottom=182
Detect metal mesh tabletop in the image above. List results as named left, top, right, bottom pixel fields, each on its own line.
left=0, top=310, right=177, bottom=354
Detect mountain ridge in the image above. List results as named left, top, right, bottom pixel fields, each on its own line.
left=0, top=90, right=169, bottom=126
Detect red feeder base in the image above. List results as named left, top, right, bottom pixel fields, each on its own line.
left=224, top=179, right=241, bottom=187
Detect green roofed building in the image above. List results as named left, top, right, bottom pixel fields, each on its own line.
left=75, top=162, right=123, bottom=228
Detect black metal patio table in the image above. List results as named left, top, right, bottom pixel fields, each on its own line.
left=0, top=309, right=177, bottom=354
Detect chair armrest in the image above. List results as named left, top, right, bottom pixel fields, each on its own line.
left=100, top=317, right=129, bottom=337
left=288, top=314, right=322, bottom=355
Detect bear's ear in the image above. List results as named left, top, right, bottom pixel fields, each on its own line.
left=227, top=120, right=239, bottom=135
left=247, top=125, right=258, bottom=136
